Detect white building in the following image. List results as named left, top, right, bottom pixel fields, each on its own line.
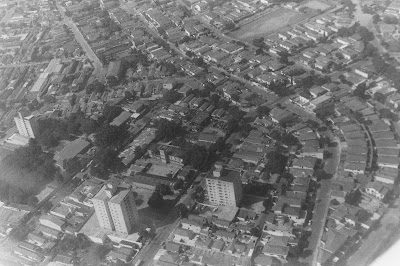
left=92, top=179, right=139, bottom=234
left=206, top=164, right=243, bottom=207
left=14, top=112, right=39, bottom=138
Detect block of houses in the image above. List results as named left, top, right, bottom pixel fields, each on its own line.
left=365, top=181, right=392, bottom=200
left=291, top=157, right=317, bottom=170
left=173, top=228, right=196, bottom=245
left=39, top=215, right=66, bottom=232
left=181, top=218, right=203, bottom=233
left=262, top=244, right=289, bottom=260
left=374, top=167, right=398, bottom=184
left=377, top=155, right=400, bottom=169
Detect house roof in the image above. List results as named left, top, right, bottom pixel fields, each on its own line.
left=174, top=228, right=195, bottom=239
left=55, top=138, right=91, bottom=165
left=215, top=229, right=235, bottom=239
left=262, top=244, right=289, bottom=256
left=165, top=241, right=181, bottom=253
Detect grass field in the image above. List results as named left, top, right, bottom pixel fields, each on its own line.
left=228, top=8, right=311, bottom=40
left=302, top=0, right=331, bottom=10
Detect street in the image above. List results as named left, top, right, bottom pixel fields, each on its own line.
left=132, top=217, right=180, bottom=266
left=308, top=132, right=341, bottom=266
left=0, top=61, right=50, bottom=69
left=55, top=2, right=103, bottom=77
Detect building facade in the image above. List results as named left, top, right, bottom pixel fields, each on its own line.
left=206, top=164, right=243, bottom=207
left=93, top=180, right=139, bottom=234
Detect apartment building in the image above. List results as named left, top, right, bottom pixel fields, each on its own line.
left=92, top=179, right=139, bottom=234
left=206, top=163, right=243, bottom=207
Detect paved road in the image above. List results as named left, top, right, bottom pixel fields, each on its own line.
left=55, top=2, right=103, bottom=77
left=0, top=61, right=51, bottom=69
left=308, top=132, right=341, bottom=266
left=132, top=217, right=181, bottom=266
left=360, top=123, right=374, bottom=168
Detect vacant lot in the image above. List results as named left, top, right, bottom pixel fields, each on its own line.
left=228, top=8, right=310, bottom=40
left=302, top=0, right=331, bottom=10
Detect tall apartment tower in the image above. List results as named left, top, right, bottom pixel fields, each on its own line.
left=14, top=112, right=39, bottom=138
left=205, top=163, right=243, bottom=207
left=92, top=180, right=139, bottom=234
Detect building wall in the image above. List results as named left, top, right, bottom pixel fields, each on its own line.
left=93, top=198, right=115, bottom=231
left=14, top=113, right=39, bottom=138
left=108, top=190, right=139, bottom=234
left=206, top=177, right=242, bottom=207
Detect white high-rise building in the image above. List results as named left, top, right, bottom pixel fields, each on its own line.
left=14, top=112, right=39, bottom=138
left=92, top=179, right=139, bottom=234
left=206, top=164, right=243, bottom=207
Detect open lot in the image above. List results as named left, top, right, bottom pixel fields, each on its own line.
left=228, top=8, right=311, bottom=40
left=302, top=0, right=331, bottom=10
left=147, top=163, right=181, bottom=178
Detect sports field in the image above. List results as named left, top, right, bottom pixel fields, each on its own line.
left=228, top=8, right=310, bottom=40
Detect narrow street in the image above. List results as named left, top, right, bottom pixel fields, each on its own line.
left=0, top=61, right=50, bottom=69
left=55, top=1, right=103, bottom=77
left=308, top=132, right=341, bottom=266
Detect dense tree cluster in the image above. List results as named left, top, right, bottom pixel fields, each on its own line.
left=2, top=139, right=57, bottom=181
left=265, top=151, right=288, bottom=174
left=90, top=147, right=123, bottom=179
left=162, top=89, right=182, bottom=104
left=37, top=112, right=100, bottom=148
left=243, top=182, right=274, bottom=197
left=94, top=124, right=129, bottom=149
left=154, top=119, right=185, bottom=142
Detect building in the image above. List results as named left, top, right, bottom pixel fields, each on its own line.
left=14, top=112, right=39, bottom=138
left=205, top=163, right=243, bottom=207
left=54, top=138, right=91, bottom=168
left=92, top=179, right=139, bottom=234
left=365, top=181, right=392, bottom=200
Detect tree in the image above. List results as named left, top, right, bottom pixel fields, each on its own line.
left=192, top=186, right=205, bottom=203
left=373, top=14, right=381, bottom=24
left=383, top=16, right=399, bottom=24
left=102, top=105, right=123, bottom=123
left=44, top=95, right=57, bottom=103
left=154, top=119, right=184, bottom=142
left=278, top=51, right=290, bottom=65
left=250, top=227, right=262, bottom=237
left=63, top=157, right=82, bottom=174
left=252, top=37, right=265, bottom=48
left=256, top=106, right=270, bottom=118
left=162, top=89, right=181, bottom=104
left=357, top=26, right=374, bottom=43
left=176, top=203, right=189, bottom=218
left=155, top=184, right=173, bottom=196
left=209, top=94, right=220, bottom=106
left=94, top=124, right=129, bottom=149
left=184, top=144, right=208, bottom=169
left=38, top=129, right=59, bottom=147
left=223, top=21, right=235, bottom=31
left=80, top=119, right=99, bottom=135
left=148, top=192, right=164, bottom=208
left=263, top=194, right=274, bottom=213
left=345, top=189, right=362, bottom=206
left=374, top=91, right=387, bottom=104
left=265, top=151, right=288, bottom=174
left=353, top=83, right=368, bottom=99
